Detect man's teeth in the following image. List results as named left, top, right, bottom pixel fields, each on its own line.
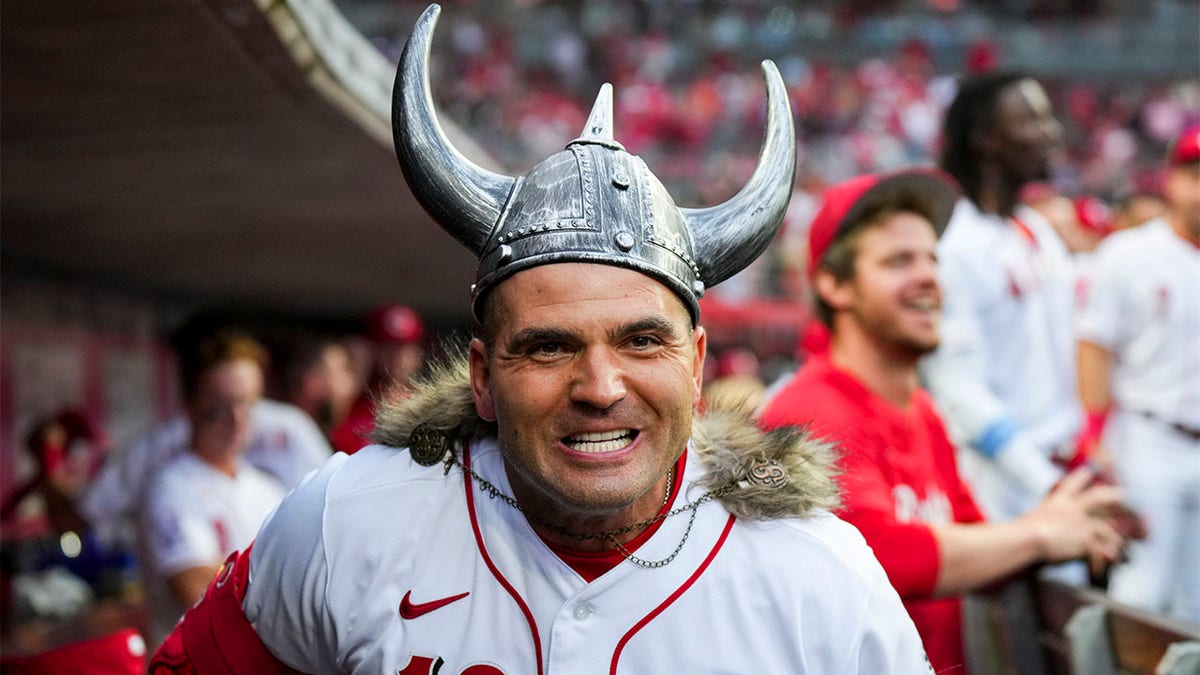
left=910, top=297, right=938, bottom=310
left=564, top=430, right=635, bottom=453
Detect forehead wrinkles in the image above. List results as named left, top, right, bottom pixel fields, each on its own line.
left=490, top=266, right=690, bottom=331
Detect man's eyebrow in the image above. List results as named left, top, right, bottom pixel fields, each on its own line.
left=610, top=317, right=681, bottom=341
left=505, top=327, right=577, bottom=351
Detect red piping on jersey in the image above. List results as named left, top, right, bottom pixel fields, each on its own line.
left=463, top=446, right=545, bottom=675
left=1010, top=216, right=1038, bottom=248
left=609, top=514, right=737, bottom=674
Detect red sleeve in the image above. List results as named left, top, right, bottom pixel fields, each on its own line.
left=148, top=547, right=305, bottom=675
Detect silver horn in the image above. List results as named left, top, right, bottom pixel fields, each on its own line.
left=682, top=60, right=795, bottom=287
left=392, top=3, right=515, bottom=254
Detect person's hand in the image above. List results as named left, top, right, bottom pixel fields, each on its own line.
left=1024, top=467, right=1125, bottom=565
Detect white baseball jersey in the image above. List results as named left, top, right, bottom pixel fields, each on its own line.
left=142, top=452, right=286, bottom=647
left=244, top=441, right=932, bottom=674
left=1076, top=218, right=1200, bottom=427
left=1075, top=217, right=1200, bottom=623
left=920, top=198, right=1078, bottom=518
left=80, top=399, right=331, bottom=539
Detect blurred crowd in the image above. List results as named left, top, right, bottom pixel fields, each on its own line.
left=361, top=0, right=1198, bottom=206
left=0, top=304, right=431, bottom=661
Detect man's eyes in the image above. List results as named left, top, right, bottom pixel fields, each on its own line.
left=627, top=334, right=664, bottom=349
left=527, top=342, right=568, bottom=357
left=522, top=335, right=665, bottom=358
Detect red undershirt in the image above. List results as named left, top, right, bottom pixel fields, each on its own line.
left=543, top=451, right=688, bottom=582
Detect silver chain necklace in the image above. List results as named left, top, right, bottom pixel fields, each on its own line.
left=454, top=455, right=734, bottom=569
left=408, top=424, right=788, bottom=570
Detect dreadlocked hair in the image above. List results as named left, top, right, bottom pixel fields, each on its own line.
left=940, top=71, right=1028, bottom=205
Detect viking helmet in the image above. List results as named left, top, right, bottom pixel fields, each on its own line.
left=392, top=4, right=796, bottom=323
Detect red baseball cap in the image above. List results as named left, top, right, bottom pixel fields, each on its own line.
left=807, top=168, right=960, bottom=278
left=1168, top=125, right=1200, bottom=166
left=366, top=304, right=425, bottom=344
left=1073, top=196, right=1113, bottom=236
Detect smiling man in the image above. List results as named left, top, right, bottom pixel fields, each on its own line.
left=140, top=331, right=288, bottom=649
left=149, top=5, right=932, bottom=674
left=760, top=170, right=1127, bottom=674
left=918, top=73, right=1080, bottom=522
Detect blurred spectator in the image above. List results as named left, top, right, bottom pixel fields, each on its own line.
left=701, top=347, right=766, bottom=415
left=329, top=304, right=426, bottom=454
left=920, top=73, right=1079, bottom=523
left=1071, top=196, right=1115, bottom=251
left=56, top=320, right=332, bottom=550
left=2, top=410, right=107, bottom=533
left=1110, top=183, right=1167, bottom=231
left=761, top=168, right=1125, bottom=673
left=1022, top=183, right=1112, bottom=255
left=137, top=331, right=288, bottom=647
left=277, top=334, right=362, bottom=443
left=1074, top=125, right=1200, bottom=623
left=367, top=2, right=1197, bottom=215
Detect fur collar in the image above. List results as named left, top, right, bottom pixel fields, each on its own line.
left=372, top=353, right=839, bottom=520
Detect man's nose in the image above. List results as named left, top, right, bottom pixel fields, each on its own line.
left=569, top=347, right=627, bottom=410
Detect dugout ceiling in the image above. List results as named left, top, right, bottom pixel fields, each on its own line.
left=1, top=0, right=481, bottom=328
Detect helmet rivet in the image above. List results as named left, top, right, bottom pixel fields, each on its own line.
left=692, top=280, right=706, bottom=295
left=615, top=232, right=635, bottom=251
left=498, top=244, right=513, bottom=263
left=612, top=174, right=630, bottom=190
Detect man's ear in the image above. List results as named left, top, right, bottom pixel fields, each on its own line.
left=691, top=326, right=707, bottom=407
left=468, top=338, right=496, bottom=422
left=814, top=269, right=854, bottom=313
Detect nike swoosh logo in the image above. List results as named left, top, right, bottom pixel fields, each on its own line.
left=399, top=590, right=470, bottom=619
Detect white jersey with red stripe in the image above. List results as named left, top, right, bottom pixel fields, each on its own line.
left=1076, top=217, right=1200, bottom=427
left=142, top=452, right=287, bottom=649
left=920, top=198, right=1078, bottom=519
left=79, top=399, right=331, bottom=540
left=1074, top=217, right=1200, bottom=623
left=244, top=441, right=931, bottom=675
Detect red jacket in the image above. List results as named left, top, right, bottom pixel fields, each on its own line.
left=761, top=354, right=984, bottom=674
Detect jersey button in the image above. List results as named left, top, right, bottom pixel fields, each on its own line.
left=573, top=603, right=593, bottom=621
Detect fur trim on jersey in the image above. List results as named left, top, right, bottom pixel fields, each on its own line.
left=372, top=352, right=840, bottom=521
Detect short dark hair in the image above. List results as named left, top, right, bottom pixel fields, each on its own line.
left=940, top=71, right=1028, bottom=204
left=180, top=330, right=269, bottom=400
left=812, top=223, right=868, bottom=328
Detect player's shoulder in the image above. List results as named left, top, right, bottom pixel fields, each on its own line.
left=151, top=451, right=206, bottom=486
left=259, top=443, right=451, bottom=527
left=238, top=461, right=291, bottom=495
left=939, top=199, right=998, bottom=248
left=1093, top=219, right=1169, bottom=263
left=252, top=398, right=319, bottom=428
left=248, top=444, right=462, bottom=614
left=143, top=453, right=218, bottom=511
left=735, top=511, right=893, bottom=588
